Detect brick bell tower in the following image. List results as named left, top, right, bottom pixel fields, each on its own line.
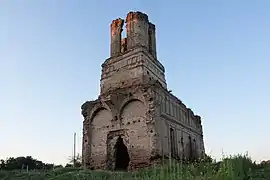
left=81, top=11, right=205, bottom=171
left=100, top=11, right=166, bottom=95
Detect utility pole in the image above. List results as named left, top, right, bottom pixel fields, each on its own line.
left=73, top=132, right=76, bottom=167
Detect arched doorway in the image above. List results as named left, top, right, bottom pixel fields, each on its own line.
left=114, top=136, right=130, bottom=171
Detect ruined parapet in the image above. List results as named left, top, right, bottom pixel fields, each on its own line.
left=110, top=18, right=124, bottom=57
left=148, top=23, right=157, bottom=59
left=126, top=11, right=149, bottom=50
left=110, top=12, right=157, bottom=59
left=195, top=115, right=202, bottom=127
left=195, top=115, right=202, bottom=125
left=194, top=115, right=205, bottom=156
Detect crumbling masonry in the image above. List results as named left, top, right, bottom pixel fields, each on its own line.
left=81, top=11, right=205, bottom=171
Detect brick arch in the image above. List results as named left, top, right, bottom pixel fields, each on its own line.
left=90, top=108, right=108, bottom=122
left=119, top=99, right=146, bottom=119
left=119, top=99, right=151, bottom=168
left=91, top=108, right=112, bottom=125
left=88, top=102, right=111, bottom=122
left=90, top=108, right=113, bottom=169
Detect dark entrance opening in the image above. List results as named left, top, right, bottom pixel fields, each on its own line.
left=114, top=136, right=130, bottom=171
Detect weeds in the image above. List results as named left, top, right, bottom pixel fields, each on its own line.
left=0, top=153, right=269, bottom=180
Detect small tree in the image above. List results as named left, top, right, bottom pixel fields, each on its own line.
left=0, top=159, right=5, bottom=170
left=68, top=153, right=82, bottom=168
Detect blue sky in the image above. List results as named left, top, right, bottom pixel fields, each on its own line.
left=1, top=0, right=269, bottom=165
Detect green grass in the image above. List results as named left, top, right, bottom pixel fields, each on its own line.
left=1, top=154, right=269, bottom=180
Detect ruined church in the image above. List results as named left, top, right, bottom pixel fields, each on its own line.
left=81, top=11, right=205, bottom=171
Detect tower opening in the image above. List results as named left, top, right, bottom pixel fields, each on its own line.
left=114, top=136, right=130, bottom=171
left=121, top=22, right=127, bottom=53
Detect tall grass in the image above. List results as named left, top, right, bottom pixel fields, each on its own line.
left=1, top=153, right=269, bottom=180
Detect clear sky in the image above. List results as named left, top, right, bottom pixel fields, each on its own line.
left=1, top=0, right=269, bottom=165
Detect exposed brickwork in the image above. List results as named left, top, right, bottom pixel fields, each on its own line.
left=81, top=11, right=205, bottom=171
